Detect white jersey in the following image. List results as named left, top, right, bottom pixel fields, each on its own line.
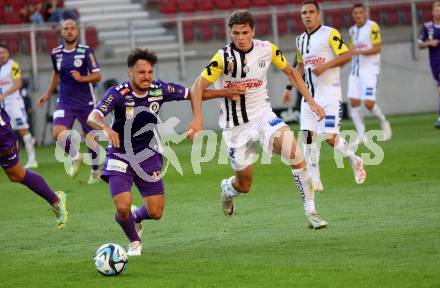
left=0, top=59, right=22, bottom=106
left=349, top=19, right=382, bottom=76
left=296, top=25, right=349, bottom=102
left=200, top=39, right=288, bottom=129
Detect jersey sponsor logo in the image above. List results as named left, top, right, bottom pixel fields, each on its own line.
left=332, top=35, right=345, bottom=49
left=74, top=59, right=83, bottom=67
left=74, top=54, right=85, bottom=59
left=372, top=29, right=380, bottom=40
left=148, top=96, right=163, bottom=101
left=106, top=159, right=128, bottom=173
left=76, top=47, right=86, bottom=54
left=224, top=79, right=263, bottom=89
left=304, top=56, right=326, bottom=66
left=275, top=49, right=285, bottom=62
left=99, top=95, right=114, bottom=112
left=0, top=80, right=12, bottom=85
left=268, top=117, right=284, bottom=127
left=365, top=87, right=374, bottom=97
left=259, top=60, right=266, bottom=68
left=167, top=85, right=175, bottom=93
left=149, top=89, right=163, bottom=97
left=53, top=109, right=65, bottom=119
left=325, top=115, right=336, bottom=128
left=126, top=107, right=134, bottom=119
left=149, top=101, right=160, bottom=113
left=205, top=60, right=219, bottom=76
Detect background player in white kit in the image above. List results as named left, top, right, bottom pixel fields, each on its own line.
left=191, top=10, right=328, bottom=229
left=348, top=3, right=392, bottom=143
left=283, top=0, right=366, bottom=192
left=0, top=44, right=37, bottom=169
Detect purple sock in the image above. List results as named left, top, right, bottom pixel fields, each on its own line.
left=133, top=205, right=151, bottom=223
left=88, top=147, right=99, bottom=171
left=57, top=135, right=78, bottom=159
left=20, top=170, right=58, bottom=205
left=115, top=213, right=141, bottom=242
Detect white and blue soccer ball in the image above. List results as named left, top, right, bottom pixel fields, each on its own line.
left=94, top=243, right=128, bottom=276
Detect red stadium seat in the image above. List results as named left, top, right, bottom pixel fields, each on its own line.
left=277, top=14, right=288, bottom=35
left=397, top=4, right=412, bottom=25
left=160, top=0, right=177, bottom=14
left=213, top=18, right=227, bottom=40
left=183, top=21, right=195, bottom=42
left=178, top=0, right=196, bottom=13
left=253, top=0, right=269, bottom=7
left=86, top=26, right=99, bottom=49
left=379, top=6, right=399, bottom=26
left=198, top=20, right=214, bottom=41
left=418, top=2, right=433, bottom=23
left=255, top=15, right=271, bottom=36
left=196, top=0, right=214, bottom=12
left=215, top=0, right=232, bottom=10
left=370, top=7, right=380, bottom=23
left=271, top=0, right=288, bottom=6
left=234, top=0, right=251, bottom=9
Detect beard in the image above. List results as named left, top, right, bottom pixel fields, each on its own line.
left=64, top=37, right=77, bottom=44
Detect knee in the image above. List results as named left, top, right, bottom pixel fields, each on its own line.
left=325, top=136, right=337, bottom=147
left=351, top=99, right=361, bottom=108
left=364, top=102, right=375, bottom=110
left=148, top=208, right=163, bottom=220
left=236, top=178, right=252, bottom=193
left=115, top=202, right=131, bottom=220
left=8, top=172, right=24, bottom=183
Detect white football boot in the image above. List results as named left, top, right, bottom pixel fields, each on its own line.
left=351, top=156, right=366, bottom=184
left=130, top=205, right=143, bottom=239
left=127, top=241, right=142, bottom=256
left=221, top=179, right=235, bottom=216
left=306, top=212, right=328, bottom=230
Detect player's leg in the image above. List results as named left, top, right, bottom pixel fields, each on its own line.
left=300, top=100, right=322, bottom=191
left=269, top=125, right=327, bottom=229
left=18, top=128, right=38, bottom=169
left=78, top=108, right=100, bottom=184
left=437, top=86, right=440, bottom=129
left=3, top=160, right=68, bottom=229
left=364, top=100, right=391, bottom=141
left=348, top=74, right=365, bottom=143
left=109, top=176, right=142, bottom=256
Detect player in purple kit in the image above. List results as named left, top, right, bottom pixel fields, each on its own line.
left=0, top=105, right=68, bottom=229
left=87, top=48, right=241, bottom=256
left=418, top=0, right=440, bottom=128
left=37, top=19, right=102, bottom=182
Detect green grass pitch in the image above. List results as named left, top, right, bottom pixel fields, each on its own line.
left=0, top=113, right=439, bottom=287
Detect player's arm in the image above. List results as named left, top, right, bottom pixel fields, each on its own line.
left=70, top=71, right=102, bottom=84
left=0, top=62, right=22, bottom=101
left=417, top=26, right=439, bottom=49
left=353, top=23, right=382, bottom=55
left=312, top=29, right=351, bottom=76
left=37, top=71, right=60, bottom=107
left=87, top=92, right=120, bottom=148
left=189, top=52, right=223, bottom=139
left=187, top=85, right=246, bottom=102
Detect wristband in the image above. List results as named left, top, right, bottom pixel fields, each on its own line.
left=285, top=85, right=293, bottom=91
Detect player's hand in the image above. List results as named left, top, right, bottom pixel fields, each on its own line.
left=282, top=89, right=291, bottom=105
left=36, top=94, right=50, bottom=108
left=223, top=84, right=246, bottom=101
left=0, top=94, right=5, bottom=101
left=186, top=119, right=202, bottom=140
left=309, top=102, right=325, bottom=121
left=351, top=49, right=361, bottom=55
left=312, top=64, right=327, bottom=76
left=70, top=70, right=83, bottom=82
left=103, top=126, right=120, bottom=148
left=428, top=39, right=440, bottom=47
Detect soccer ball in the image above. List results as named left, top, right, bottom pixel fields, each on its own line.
left=94, top=243, right=128, bottom=276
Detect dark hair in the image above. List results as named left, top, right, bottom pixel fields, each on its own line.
left=0, top=44, right=8, bottom=50
left=302, top=0, right=320, bottom=11
left=434, top=0, right=440, bottom=8
left=127, top=48, right=158, bottom=68
left=228, top=10, right=255, bottom=29
left=352, top=3, right=366, bottom=10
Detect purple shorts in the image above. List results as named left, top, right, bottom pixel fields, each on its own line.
left=53, top=103, right=94, bottom=133
left=0, top=122, right=20, bottom=169
left=101, top=152, right=164, bottom=198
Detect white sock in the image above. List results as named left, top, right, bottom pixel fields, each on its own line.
left=291, top=167, right=316, bottom=215
left=23, top=133, right=36, bottom=163
left=371, top=104, right=386, bottom=123
left=350, top=106, right=365, bottom=138
left=334, top=138, right=358, bottom=167
left=223, top=176, right=240, bottom=197
left=304, top=143, right=321, bottom=182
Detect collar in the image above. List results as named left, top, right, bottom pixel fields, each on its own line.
left=306, top=25, right=322, bottom=36
left=62, top=43, right=78, bottom=53
left=231, top=41, right=254, bottom=54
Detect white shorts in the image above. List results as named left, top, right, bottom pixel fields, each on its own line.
left=4, top=97, right=29, bottom=130
left=300, top=99, right=342, bottom=135
left=223, top=111, right=288, bottom=171
left=347, top=73, right=379, bottom=101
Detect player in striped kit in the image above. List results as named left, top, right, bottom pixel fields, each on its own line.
left=348, top=3, right=392, bottom=142
left=283, top=0, right=366, bottom=192
left=191, top=10, right=328, bottom=229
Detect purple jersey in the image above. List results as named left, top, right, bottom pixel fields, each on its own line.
left=51, top=44, right=100, bottom=109
left=418, top=21, right=440, bottom=72
left=0, top=107, right=19, bottom=168
left=94, top=79, right=188, bottom=155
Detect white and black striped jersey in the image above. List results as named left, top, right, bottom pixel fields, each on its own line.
left=348, top=19, right=382, bottom=76
left=201, top=40, right=288, bottom=129
left=296, top=25, right=349, bottom=101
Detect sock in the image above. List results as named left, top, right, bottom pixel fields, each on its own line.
left=371, top=104, right=386, bottom=123
left=291, top=167, right=316, bottom=215
left=88, top=147, right=99, bottom=171
left=350, top=106, right=365, bottom=138
left=334, top=138, right=358, bottom=166
left=20, top=170, right=58, bottom=205
left=304, top=143, right=321, bottom=182
left=115, top=213, right=141, bottom=243
left=133, top=205, right=151, bottom=223
left=57, top=135, right=78, bottom=159
left=23, top=133, right=36, bottom=163
left=223, top=176, right=240, bottom=197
